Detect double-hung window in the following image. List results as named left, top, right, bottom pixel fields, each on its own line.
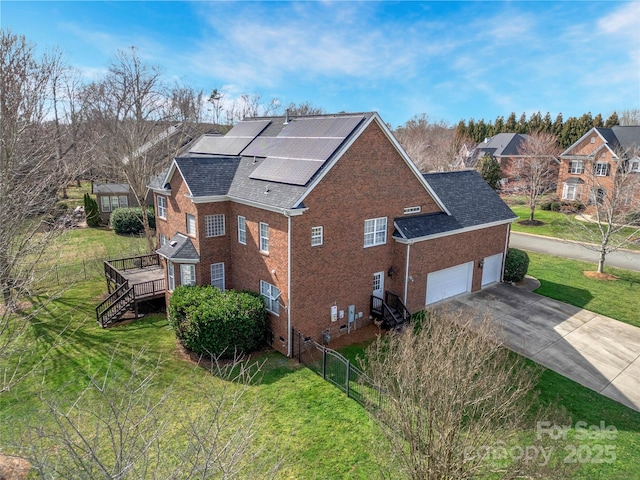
left=562, top=183, right=580, bottom=201
left=238, top=216, right=246, bottom=244
left=364, top=217, right=387, bottom=247
left=311, top=226, right=323, bottom=246
left=259, top=222, right=269, bottom=253
left=157, top=196, right=167, bottom=219
left=100, top=195, right=129, bottom=212
left=260, top=280, right=280, bottom=315
left=210, top=263, right=225, bottom=291
left=159, top=233, right=168, bottom=247
left=204, top=214, right=225, bottom=237
left=186, top=214, right=196, bottom=236
left=569, top=161, right=584, bottom=174
left=594, top=162, right=610, bottom=177
left=168, top=261, right=175, bottom=291
left=180, top=264, right=196, bottom=286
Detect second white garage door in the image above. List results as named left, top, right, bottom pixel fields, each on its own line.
left=426, top=261, right=473, bottom=305
left=481, top=253, right=503, bottom=286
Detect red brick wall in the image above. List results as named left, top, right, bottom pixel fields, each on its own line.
left=289, top=119, right=443, bottom=344
left=403, top=224, right=509, bottom=312
left=557, top=132, right=615, bottom=204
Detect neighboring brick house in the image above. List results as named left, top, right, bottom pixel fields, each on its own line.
left=150, top=112, right=516, bottom=356
left=92, top=182, right=139, bottom=224
left=557, top=126, right=640, bottom=208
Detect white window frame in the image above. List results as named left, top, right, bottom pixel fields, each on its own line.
left=100, top=196, right=110, bottom=212
left=569, top=161, right=584, bottom=174
left=157, top=195, right=167, bottom=219
left=159, top=233, right=168, bottom=247
left=259, top=222, right=269, bottom=253
left=237, top=216, right=246, bottom=245
left=180, top=264, right=196, bottom=286
left=630, top=160, right=640, bottom=173
left=562, top=183, right=580, bottom=201
left=168, top=261, right=175, bottom=291
left=118, top=196, right=129, bottom=209
left=364, top=217, right=387, bottom=247
left=204, top=214, right=225, bottom=238
left=260, top=280, right=280, bottom=315
left=210, top=262, right=225, bottom=291
left=403, top=206, right=421, bottom=215
left=186, top=214, right=196, bottom=236
left=110, top=196, right=120, bottom=212
left=311, top=226, right=323, bottom=246
left=594, top=162, right=610, bottom=177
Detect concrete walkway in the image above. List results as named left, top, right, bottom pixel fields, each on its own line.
left=447, top=282, right=640, bottom=412
left=510, top=232, right=640, bottom=272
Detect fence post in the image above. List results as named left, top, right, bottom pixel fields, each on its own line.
left=83, top=259, right=86, bottom=280
left=322, top=347, right=327, bottom=379
left=345, top=360, right=350, bottom=398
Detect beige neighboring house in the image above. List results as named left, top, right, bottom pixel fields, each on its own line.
left=92, top=182, right=139, bottom=224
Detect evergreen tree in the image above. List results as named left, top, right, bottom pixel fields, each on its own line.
left=516, top=112, right=528, bottom=133
left=605, top=111, right=619, bottom=128
left=505, top=112, right=517, bottom=132
left=542, top=112, right=553, bottom=133
left=552, top=113, right=564, bottom=137
left=83, top=193, right=101, bottom=227
left=529, top=111, right=542, bottom=133
left=476, top=154, right=502, bottom=190
left=494, top=116, right=505, bottom=134
left=560, top=116, right=581, bottom=149
left=593, top=113, right=604, bottom=128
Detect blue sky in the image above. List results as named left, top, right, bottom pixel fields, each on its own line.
left=3, top=1, right=639, bottom=128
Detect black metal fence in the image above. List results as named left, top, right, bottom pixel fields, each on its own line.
left=291, top=328, right=384, bottom=410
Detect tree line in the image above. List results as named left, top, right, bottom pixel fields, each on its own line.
left=454, top=110, right=638, bottom=149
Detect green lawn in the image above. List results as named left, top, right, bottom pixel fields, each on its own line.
left=509, top=205, right=640, bottom=251
left=526, top=252, right=640, bottom=327
left=2, top=227, right=639, bottom=478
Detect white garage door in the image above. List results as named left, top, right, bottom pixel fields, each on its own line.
left=426, top=261, right=473, bottom=305
left=481, top=253, right=503, bottom=286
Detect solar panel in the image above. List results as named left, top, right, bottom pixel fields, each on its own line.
left=278, top=115, right=364, bottom=138
left=225, top=119, right=271, bottom=138
left=242, top=137, right=342, bottom=160
left=189, top=136, right=254, bottom=156
left=249, top=157, right=324, bottom=186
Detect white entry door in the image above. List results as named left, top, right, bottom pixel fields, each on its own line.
left=373, top=271, right=384, bottom=299
left=426, top=262, right=473, bottom=305
left=481, top=253, right=503, bottom=286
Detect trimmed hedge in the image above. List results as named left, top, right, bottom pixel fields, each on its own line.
left=168, top=286, right=268, bottom=358
left=109, top=207, right=155, bottom=235
left=503, top=248, right=530, bottom=283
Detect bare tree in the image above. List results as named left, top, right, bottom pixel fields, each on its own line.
left=362, top=309, right=567, bottom=480
left=507, top=131, right=561, bottom=223
left=224, top=94, right=280, bottom=125
left=83, top=47, right=169, bottom=252
left=571, top=146, right=640, bottom=273
left=394, top=114, right=456, bottom=172
left=281, top=101, right=325, bottom=116
left=0, top=31, right=78, bottom=393
left=21, top=349, right=279, bottom=479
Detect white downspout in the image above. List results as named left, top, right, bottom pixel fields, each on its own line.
left=287, top=213, right=292, bottom=357
left=501, top=223, right=511, bottom=282
left=403, top=242, right=411, bottom=306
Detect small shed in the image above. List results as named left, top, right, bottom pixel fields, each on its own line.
left=92, top=183, right=139, bottom=223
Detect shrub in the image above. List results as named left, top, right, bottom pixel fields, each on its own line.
left=503, top=248, right=529, bottom=283
left=83, top=193, right=101, bottom=227
left=625, top=211, right=640, bottom=226
left=109, top=207, right=155, bottom=235
left=168, top=286, right=267, bottom=358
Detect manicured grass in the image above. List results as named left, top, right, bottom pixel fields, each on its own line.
left=2, top=226, right=639, bottom=479
left=509, top=205, right=640, bottom=251
left=526, top=252, right=640, bottom=327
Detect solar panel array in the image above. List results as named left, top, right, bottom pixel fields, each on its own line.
left=248, top=115, right=364, bottom=186
left=189, top=119, right=271, bottom=156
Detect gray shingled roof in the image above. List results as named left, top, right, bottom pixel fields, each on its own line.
left=174, top=156, right=240, bottom=197
left=93, top=183, right=130, bottom=195
left=476, top=133, right=531, bottom=157
left=394, top=170, right=516, bottom=239
left=156, top=233, right=200, bottom=262
left=611, top=126, right=640, bottom=154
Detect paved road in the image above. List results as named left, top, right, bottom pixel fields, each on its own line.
left=510, top=232, right=640, bottom=272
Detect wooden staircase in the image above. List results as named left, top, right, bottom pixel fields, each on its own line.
left=96, top=281, right=136, bottom=327
left=370, top=291, right=411, bottom=330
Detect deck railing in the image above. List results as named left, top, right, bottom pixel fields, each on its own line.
left=106, top=254, right=160, bottom=273
left=133, top=278, right=166, bottom=298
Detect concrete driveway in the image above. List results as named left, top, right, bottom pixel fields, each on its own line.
left=446, top=283, right=640, bottom=412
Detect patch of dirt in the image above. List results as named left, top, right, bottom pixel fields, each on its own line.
left=0, top=454, right=31, bottom=480
left=0, top=301, right=32, bottom=316
left=517, top=219, right=545, bottom=226
left=583, top=271, right=618, bottom=281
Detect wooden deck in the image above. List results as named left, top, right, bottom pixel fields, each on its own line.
left=97, top=254, right=166, bottom=327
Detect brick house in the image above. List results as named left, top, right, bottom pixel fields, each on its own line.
left=557, top=126, right=640, bottom=208
left=150, top=112, right=517, bottom=356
